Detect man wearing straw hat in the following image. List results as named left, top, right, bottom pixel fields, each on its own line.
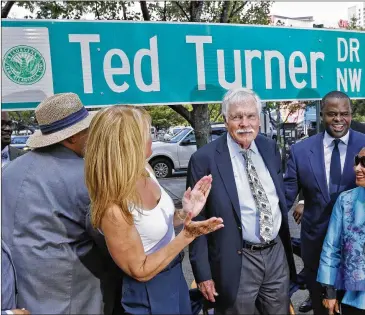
left=2, top=93, right=122, bottom=314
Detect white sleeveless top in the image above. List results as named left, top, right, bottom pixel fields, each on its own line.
left=130, top=168, right=176, bottom=254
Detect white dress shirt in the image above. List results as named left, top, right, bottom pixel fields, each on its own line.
left=323, top=131, right=349, bottom=190
left=227, top=134, right=282, bottom=243
left=2, top=145, right=10, bottom=168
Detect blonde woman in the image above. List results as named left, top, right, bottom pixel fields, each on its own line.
left=85, top=106, right=224, bottom=315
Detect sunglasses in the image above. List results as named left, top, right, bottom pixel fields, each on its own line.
left=355, top=155, right=365, bottom=167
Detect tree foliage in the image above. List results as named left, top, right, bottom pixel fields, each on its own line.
left=353, top=100, right=365, bottom=122
left=146, top=103, right=223, bottom=128
left=145, top=105, right=188, bottom=129
left=8, top=110, right=36, bottom=134
left=347, top=15, right=365, bottom=31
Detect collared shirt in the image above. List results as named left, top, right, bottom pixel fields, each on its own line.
left=227, top=134, right=282, bottom=243
left=323, top=131, right=349, bottom=190
left=2, top=146, right=10, bottom=168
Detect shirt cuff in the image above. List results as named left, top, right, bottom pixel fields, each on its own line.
left=322, top=285, right=337, bottom=299
left=298, top=200, right=305, bottom=205
left=5, top=310, right=14, bottom=315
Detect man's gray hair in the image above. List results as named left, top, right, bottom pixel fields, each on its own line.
left=221, top=88, right=262, bottom=118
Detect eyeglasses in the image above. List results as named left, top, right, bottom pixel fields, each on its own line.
left=354, top=155, right=365, bottom=167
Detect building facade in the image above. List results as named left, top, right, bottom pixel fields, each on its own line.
left=270, top=15, right=314, bottom=28
left=348, top=2, right=365, bottom=27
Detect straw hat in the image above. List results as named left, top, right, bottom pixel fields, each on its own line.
left=27, top=93, right=94, bottom=149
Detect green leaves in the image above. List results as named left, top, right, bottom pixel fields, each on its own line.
left=145, top=105, right=188, bottom=129
left=10, top=1, right=272, bottom=24
left=353, top=100, right=365, bottom=122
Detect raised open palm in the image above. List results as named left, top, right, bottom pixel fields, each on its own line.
left=182, top=175, right=212, bottom=218
left=183, top=211, right=224, bottom=239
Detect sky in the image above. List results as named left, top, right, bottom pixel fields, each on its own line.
left=8, top=1, right=360, bottom=27
left=271, top=2, right=358, bottom=26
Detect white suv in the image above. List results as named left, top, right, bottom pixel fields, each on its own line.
left=163, top=126, right=185, bottom=141
left=148, top=124, right=226, bottom=178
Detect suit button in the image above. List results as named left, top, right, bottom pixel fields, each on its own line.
left=238, top=226, right=242, bottom=230
left=237, top=250, right=242, bottom=255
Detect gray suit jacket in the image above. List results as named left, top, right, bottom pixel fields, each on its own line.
left=2, top=144, right=122, bottom=314
left=2, top=240, right=17, bottom=313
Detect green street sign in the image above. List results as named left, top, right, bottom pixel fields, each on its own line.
left=2, top=19, right=364, bottom=110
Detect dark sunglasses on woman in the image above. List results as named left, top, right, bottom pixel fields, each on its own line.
left=354, top=154, right=365, bottom=167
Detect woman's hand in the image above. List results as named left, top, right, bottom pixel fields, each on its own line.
left=183, top=211, right=224, bottom=239
left=322, top=299, right=339, bottom=315
left=182, top=175, right=212, bottom=218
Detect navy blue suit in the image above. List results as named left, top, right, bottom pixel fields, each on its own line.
left=187, top=134, right=296, bottom=309
left=284, top=129, right=365, bottom=313
left=285, top=130, right=365, bottom=270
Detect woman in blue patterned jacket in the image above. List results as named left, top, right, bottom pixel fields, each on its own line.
left=317, top=147, right=365, bottom=315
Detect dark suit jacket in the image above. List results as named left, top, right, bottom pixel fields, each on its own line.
left=284, top=129, right=365, bottom=271
left=351, top=120, right=365, bottom=134
left=187, top=134, right=296, bottom=309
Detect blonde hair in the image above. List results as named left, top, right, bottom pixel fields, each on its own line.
left=85, top=105, right=151, bottom=228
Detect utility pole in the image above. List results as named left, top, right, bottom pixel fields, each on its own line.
left=313, top=22, right=323, bottom=135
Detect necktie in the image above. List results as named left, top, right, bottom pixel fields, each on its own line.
left=329, top=139, right=341, bottom=201
left=241, top=150, right=273, bottom=242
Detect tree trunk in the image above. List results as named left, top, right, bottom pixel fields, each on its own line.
left=1, top=1, right=15, bottom=18
left=168, top=105, right=191, bottom=123
left=121, top=1, right=127, bottom=20
left=187, top=1, right=211, bottom=148
left=189, top=1, right=203, bottom=22
left=140, top=1, right=150, bottom=21
left=220, top=1, right=231, bottom=23
left=192, top=104, right=210, bottom=148
left=163, top=1, right=167, bottom=21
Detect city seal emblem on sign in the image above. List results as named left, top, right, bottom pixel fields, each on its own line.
left=3, top=45, right=46, bottom=85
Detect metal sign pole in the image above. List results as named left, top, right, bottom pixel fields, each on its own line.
left=316, top=100, right=321, bottom=134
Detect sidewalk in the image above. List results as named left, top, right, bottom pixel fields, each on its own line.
left=158, top=176, right=186, bottom=207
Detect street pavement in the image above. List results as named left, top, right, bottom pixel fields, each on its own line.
left=158, top=174, right=313, bottom=315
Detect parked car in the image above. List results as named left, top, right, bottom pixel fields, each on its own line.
left=150, top=126, right=157, bottom=141
left=10, top=135, right=29, bottom=150
left=295, top=135, right=309, bottom=143
left=163, top=126, right=186, bottom=141
left=148, top=124, right=226, bottom=178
